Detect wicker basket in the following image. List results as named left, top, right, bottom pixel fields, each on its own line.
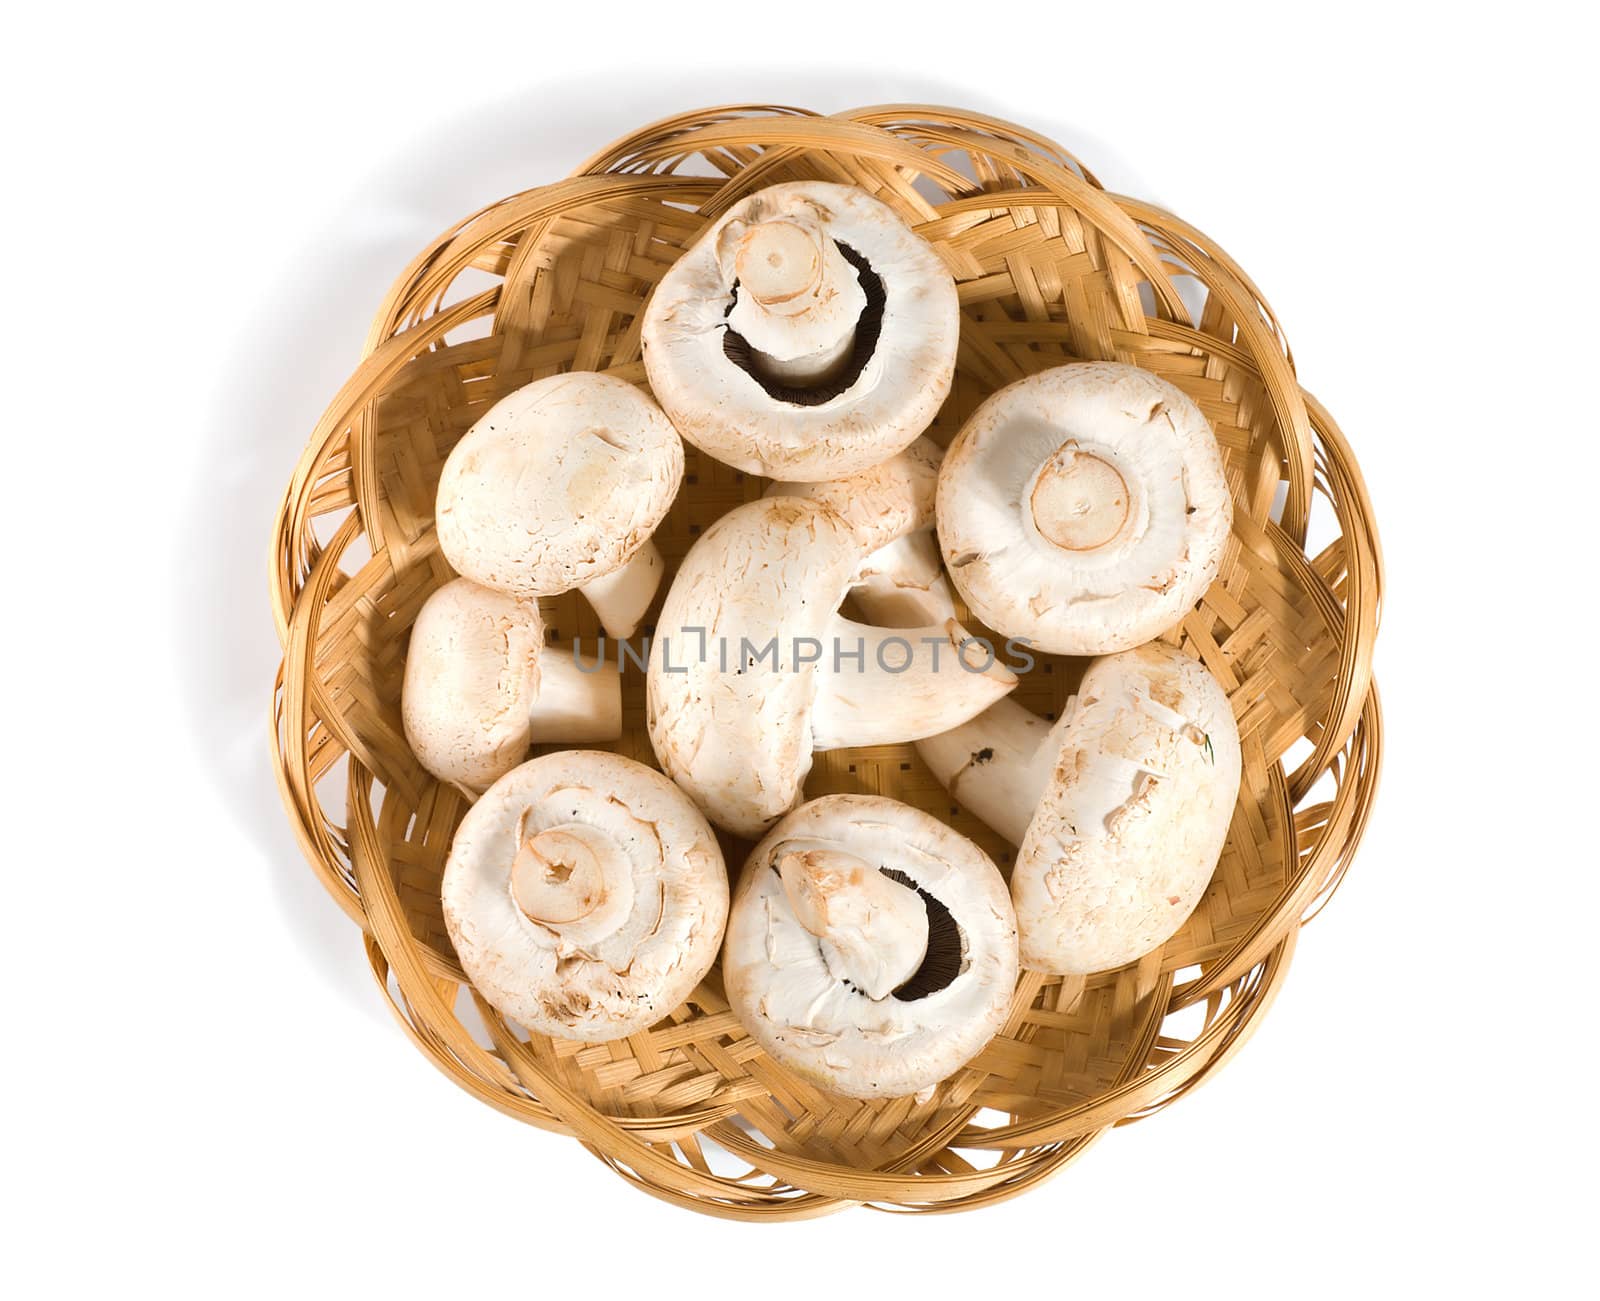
left=269, top=104, right=1383, bottom=1219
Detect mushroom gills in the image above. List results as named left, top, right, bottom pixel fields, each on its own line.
left=722, top=242, right=885, bottom=404
left=879, top=869, right=965, bottom=1002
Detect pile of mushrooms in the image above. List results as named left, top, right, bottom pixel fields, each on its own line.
left=400, top=180, right=1243, bottom=1100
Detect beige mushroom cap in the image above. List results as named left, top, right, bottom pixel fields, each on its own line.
left=646, top=497, right=1015, bottom=838
left=442, top=751, right=727, bottom=1042
left=1013, top=641, right=1242, bottom=974
left=723, top=795, right=1018, bottom=1099
left=401, top=578, right=620, bottom=794
left=938, top=363, right=1233, bottom=655
left=766, top=434, right=941, bottom=555
left=436, top=373, right=683, bottom=617
left=642, top=181, right=959, bottom=481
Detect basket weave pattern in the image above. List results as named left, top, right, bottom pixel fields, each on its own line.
left=270, top=106, right=1383, bottom=1218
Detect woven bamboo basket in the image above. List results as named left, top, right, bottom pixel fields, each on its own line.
left=269, top=104, right=1383, bottom=1219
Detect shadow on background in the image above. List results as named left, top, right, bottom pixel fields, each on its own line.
left=174, top=67, right=1153, bottom=1017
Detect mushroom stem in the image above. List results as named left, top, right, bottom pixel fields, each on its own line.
left=810, top=615, right=1018, bottom=751
left=750, top=328, right=857, bottom=388
left=510, top=820, right=635, bottom=949
left=1026, top=442, right=1132, bottom=552
left=777, top=843, right=929, bottom=1000
left=850, top=531, right=956, bottom=627
left=915, top=699, right=1075, bottom=845
left=576, top=540, right=663, bottom=639
left=512, top=826, right=604, bottom=924
left=526, top=648, right=623, bottom=745
left=727, top=215, right=867, bottom=388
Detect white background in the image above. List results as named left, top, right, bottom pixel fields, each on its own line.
left=6, top=1, right=1592, bottom=1295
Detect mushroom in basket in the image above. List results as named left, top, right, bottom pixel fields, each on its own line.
left=765, top=435, right=952, bottom=627
left=919, top=641, right=1242, bottom=975
left=442, top=751, right=727, bottom=1042
left=723, top=794, right=1017, bottom=1100
left=642, top=182, right=959, bottom=481
left=646, top=496, right=1017, bottom=839
left=402, top=578, right=621, bottom=795
left=437, top=372, right=683, bottom=639
left=937, top=362, right=1233, bottom=655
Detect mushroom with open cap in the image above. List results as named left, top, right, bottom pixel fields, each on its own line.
left=918, top=641, right=1242, bottom=974
left=402, top=577, right=621, bottom=795
left=442, top=750, right=727, bottom=1042
left=765, top=435, right=952, bottom=627
left=642, top=181, right=959, bottom=481
left=646, top=496, right=1017, bottom=838
left=938, top=362, right=1233, bottom=655
left=437, top=372, right=683, bottom=638
left=723, top=794, right=1018, bottom=1099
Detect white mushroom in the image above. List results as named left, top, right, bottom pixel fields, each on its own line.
left=437, top=372, right=683, bottom=638
left=918, top=641, right=1242, bottom=974
left=765, top=436, right=953, bottom=627
left=938, top=363, right=1233, bottom=655
left=723, top=795, right=1018, bottom=1099
left=642, top=182, right=959, bottom=481
left=402, top=578, right=620, bottom=795
left=646, top=497, right=1017, bottom=838
left=442, top=750, right=727, bottom=1042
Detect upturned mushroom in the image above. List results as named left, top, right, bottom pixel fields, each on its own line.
left=938, top=362, right=1234, bottom=655
left=402, top=578, right=620, bottom=795
left=918, top=641, right=1242, bottom=975
left=437, top=372, right=683, bottom=638
left=646, top=496, right=1017, bottom=838
left=723, top=794, right=1018, bottom=1099
left=765, top=435, right=952, bottom=627
left=642, top=181, right=959, bottom=481
left=443, top=751, right=727, bottom=1042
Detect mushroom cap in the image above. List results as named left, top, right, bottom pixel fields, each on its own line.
left=1013, top=641, right=1242, bottom=974
left=437, top=372, right=683, bottom=599
left=724, top=795, right=1018, bottom=1099
left=765, top=435, right=941, bottom=555
left=401, top=578, right=543, bottom=791
left=442, top=751, right=728, bottom=1042
left=641, top=182, right=959, bottom=481
left=646, top=497, right=859, bottom=838
left=938, top=362, right=1233, bottom=655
